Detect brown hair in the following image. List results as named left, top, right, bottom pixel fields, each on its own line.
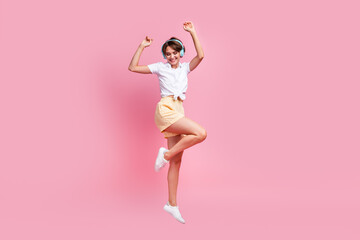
left=162, top=37, right=185, bottom=57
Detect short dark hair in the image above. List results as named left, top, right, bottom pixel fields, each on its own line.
left=162, top=37, right=185, bottom=57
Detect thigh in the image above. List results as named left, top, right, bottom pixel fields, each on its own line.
left=163, top=117, right=206, bottom=136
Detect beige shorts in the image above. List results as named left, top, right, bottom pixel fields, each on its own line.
left=154, top=96, right=186, bottom=139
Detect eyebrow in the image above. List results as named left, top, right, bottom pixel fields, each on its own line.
left=166, top=50, right=178, bottom=54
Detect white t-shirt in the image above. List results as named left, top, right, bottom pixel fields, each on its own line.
left=147, top=61, right=191, bottom=101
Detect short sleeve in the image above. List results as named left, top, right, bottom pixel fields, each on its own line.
left=147, top=62, right=162, bottom=74
left=184, top=62, right=191, bottom=74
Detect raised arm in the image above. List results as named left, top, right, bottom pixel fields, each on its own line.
left=183, top=21, right=204, bottom=72
left=128, top=36, right=153, bottom=74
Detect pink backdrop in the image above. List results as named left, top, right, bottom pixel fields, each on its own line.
left=1, top=0, right=359, bottom=239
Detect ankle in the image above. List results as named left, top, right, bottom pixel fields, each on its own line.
left=168, top=201, right=177, bottom=206
left=164, top=151, right=170, bottom=161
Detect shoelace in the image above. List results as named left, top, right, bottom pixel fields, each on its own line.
left=174, top=211, right=183, bottom=218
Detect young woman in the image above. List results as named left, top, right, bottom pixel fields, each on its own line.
left=128, top=21, right=206, bottom=224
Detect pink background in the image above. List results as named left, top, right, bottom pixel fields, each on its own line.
left=1, top=0, right=359, bottom=239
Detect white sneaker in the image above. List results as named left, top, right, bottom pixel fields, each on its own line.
left=154, top=147, right=169, bottom=172
left=163, top=201, right=186, bottom=224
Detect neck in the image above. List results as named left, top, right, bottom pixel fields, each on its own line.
left=170, top=62, right=179, bottom=69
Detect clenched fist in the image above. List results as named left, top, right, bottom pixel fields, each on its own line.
left=183, top=21, right=195, bottom=33
left=141, top=36, right=153, bottom=47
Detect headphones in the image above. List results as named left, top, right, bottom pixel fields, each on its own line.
left=161, top=39, right=184, bottom=59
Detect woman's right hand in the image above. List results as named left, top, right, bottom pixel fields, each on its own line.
left=141, top=36, right=153, bottom=47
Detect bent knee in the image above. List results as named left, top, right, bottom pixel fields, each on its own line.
left=196, top=129, right=207, bottom=142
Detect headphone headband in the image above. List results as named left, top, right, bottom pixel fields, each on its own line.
left=161, top=39, right=184, bottom=59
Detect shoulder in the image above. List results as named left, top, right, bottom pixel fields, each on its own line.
left=147, top=61, right=166, bottom=74
left=148, top=62, right=166, bottom=67
left=181, top=62, right=190, bottom=67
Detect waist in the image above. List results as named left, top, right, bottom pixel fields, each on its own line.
left=162, top=95, right=184, bottom=102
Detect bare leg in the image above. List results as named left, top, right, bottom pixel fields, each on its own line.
left=166, top=135, right=184, bottom=206
left=163, top=117, right=207, bottom=161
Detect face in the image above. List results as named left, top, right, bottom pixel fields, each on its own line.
left=165, top=46, right=181, bottom=66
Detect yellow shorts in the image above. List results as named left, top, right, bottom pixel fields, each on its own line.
left=154, top=96, right=186, bottom=139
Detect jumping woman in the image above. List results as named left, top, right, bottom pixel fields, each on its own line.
left=128, top=21, right=206, bottom=224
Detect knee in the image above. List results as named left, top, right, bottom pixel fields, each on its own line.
left=196, top=129, right=207, bottom=142
left=170, top=151, right=184, bottom=163
left=170, top=157, right=182, bottom=166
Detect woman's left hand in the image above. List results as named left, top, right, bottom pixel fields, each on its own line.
left=183, top=21, right=195, bottom=33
